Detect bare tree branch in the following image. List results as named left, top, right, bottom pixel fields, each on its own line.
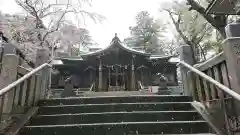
left=165, top=9, right=202, bottom=63
left=166, top=10, right=194, bottom=46
left=42, top=5, right=70, bottom=43
left=24, top=0, right=44, bottom=29
left=195, top=23, right=210, bottom=44
left=186, top=0, right=215, bottom=23
left=40, top=9, right=62, bottom=18
left=186, top=0, right=227, bottom=37
left=13, top=0, right=104, bottom=59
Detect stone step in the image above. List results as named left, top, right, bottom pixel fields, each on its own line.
left=29, top=111, right=202, bottom=125
left=81, top=91, right=155, bottom=97
left=38, top=95, right=192, bottom=106
left=152, top=134, right=216, bottom=135
left=143, top=134, right=216, bottom=135
left=37, top=102, right=193, bottom=115
left=156, top=90, right=172, bottom=95
left=20, top=121, right=211, bottom=135
left=123, top=134, right=216, bottom=135
left=50, top=90, right=156, bottom=98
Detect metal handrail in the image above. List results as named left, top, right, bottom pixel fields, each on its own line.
left=0, top=63, right=51, bottom=96
left=177, top=60, right=240, bottom=101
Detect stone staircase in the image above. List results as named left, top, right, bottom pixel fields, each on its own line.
left=18, top=95, right=216, bottom=135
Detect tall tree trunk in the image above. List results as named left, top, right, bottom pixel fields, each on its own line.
left=189, top=44, right=198, bottom=64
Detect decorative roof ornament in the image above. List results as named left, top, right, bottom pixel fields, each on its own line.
left=111, top=33, right=121, bottom=43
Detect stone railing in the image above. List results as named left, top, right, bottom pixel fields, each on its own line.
left=0, top=43, right=35, bottom=73
left=189, top=52, right=231, bottom=101
left=183, top=22, right=240, bottom=134
left=186, top=52, right=240, bottom=134
left=0, top=43, right=50, bottom=132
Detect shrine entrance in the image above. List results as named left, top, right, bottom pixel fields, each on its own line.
left=106, top=65, right=126, bottom=91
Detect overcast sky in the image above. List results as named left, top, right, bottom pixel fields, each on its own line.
left=0, top=0, right=173, bottom=47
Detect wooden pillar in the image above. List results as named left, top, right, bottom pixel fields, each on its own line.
left=98, top=59, right=103, bottom=91
left=115, top=66, right=118, bottom=87
left=131, top=59, right=135, bottom=91
left=89, top=70, right=93, bottom=84
left=108, top=67, right=111, bottom=88
left=59, top=74, right=65, bottom=87
left=141, top=68, right=144, bottom=85
left=122, top=66, right=125, bottom=90
left=0, top=54, right=19, bottom=114
left=124, top=65, right=128, bottom=91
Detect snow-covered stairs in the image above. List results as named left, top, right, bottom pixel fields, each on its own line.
left=19, top=95, right=216, bottom=135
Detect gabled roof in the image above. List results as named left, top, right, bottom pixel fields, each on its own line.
left=206, top=0, right=239, bottom=15
left=81, top=39, right=150, bottom=58
left=53, top=34, right=172, bottom=64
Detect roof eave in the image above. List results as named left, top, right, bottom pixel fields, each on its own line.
left=81, top=41, right=150, bottom=58
left=117, top=41, right=150, bottom=56
left=205, top=0, right=239, bottom=15
left=149, top=55, right=173, bottom=60
left=205, top=0, right=217, bottom=14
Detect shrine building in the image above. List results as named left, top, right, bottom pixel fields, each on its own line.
left=51, top=34, right=178, bottom=92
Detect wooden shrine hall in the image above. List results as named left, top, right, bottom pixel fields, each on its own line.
left=52, top=34, right=178, bottom=91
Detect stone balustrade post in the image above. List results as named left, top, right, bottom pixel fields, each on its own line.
left=178, top=45, right=195, bottom=96
left=35, top=48, right=50, bottom=102
left=27, top=75, right=36, bottom=106
left=222, top=23, right=240, bottom=94
left=0, top=54, right=19, bottom=114
left=0, top=46, right=3, bottom=73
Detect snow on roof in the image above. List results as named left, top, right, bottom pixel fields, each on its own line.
left=121, top=42, right=148, bottom=54
left=60, top=56, right=83, bottom=61
left=51, top=60, right=63, bottom=65
left=149, top=55, right=172, bottom=59
left=55, top=34, right=172, bottom=61
left=81, top=40, right=149, bottom=57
